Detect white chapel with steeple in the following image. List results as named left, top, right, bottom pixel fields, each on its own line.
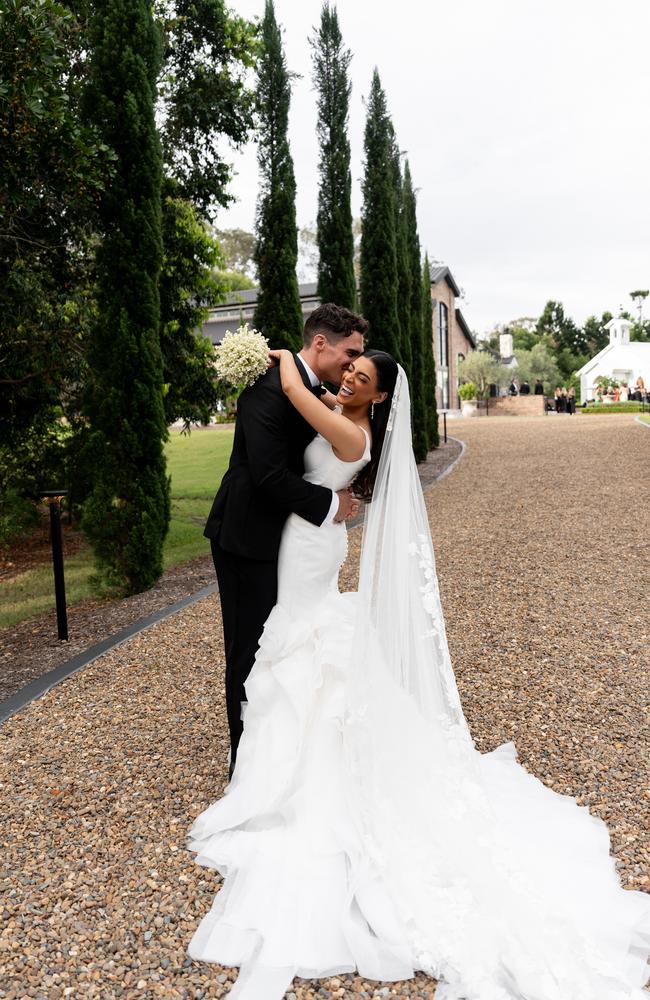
left=575, top=318, right=650, bottom=401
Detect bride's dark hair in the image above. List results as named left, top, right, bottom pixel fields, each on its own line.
left=351, top=349, right=399, bottom=502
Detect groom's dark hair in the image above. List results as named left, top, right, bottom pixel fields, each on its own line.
left=303, top=303, right=369, bottom=346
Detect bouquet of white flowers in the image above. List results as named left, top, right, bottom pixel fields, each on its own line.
left=213, top=324, right=270, bottom=389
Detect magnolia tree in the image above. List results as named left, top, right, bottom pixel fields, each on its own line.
left=457, top=352, right=511, bottom=399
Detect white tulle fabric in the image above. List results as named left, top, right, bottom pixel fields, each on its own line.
left=187, top=378, right=650, bottom=1000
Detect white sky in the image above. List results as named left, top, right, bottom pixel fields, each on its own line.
left=218, top=0, right=650, bottom=335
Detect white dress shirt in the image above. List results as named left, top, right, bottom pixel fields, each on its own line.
left=295, top=354, right=339, bottom=524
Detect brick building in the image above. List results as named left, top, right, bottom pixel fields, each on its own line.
left=429, top=266, right=476, bottom=411
left=203, top=271, right=477, bottom=413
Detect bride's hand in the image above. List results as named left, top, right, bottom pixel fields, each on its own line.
left=268, top=348, right=290, bottom=367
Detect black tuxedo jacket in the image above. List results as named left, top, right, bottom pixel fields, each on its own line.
left=204, top=356, right=332, bottom=561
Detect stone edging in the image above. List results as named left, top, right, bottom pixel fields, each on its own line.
left=634, top=415, right=650, bottom=430
left=0, top=584, right=217, bottom=725
left=435, top=436, right=467, bottom=481
left=1, top=437, right=466, bottom=725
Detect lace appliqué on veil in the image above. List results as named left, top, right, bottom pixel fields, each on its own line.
left=409, top=534, right=469, bottom=729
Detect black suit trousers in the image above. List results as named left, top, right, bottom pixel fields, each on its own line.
left=211, top=538, right=277, bottom=762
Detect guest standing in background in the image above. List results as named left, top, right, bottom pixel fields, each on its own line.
left=566, top=387, right=576, bottom=414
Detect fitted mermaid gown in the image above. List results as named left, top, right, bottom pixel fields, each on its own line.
left=187, top=430, right=650, bottom=1000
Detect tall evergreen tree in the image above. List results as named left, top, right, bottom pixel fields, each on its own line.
left=402, top=161, right=427, bottom=461
left=310, top=2, right=355, bottom=309
left=253, top=0, right=302, bottom=350
left=422, top=254, right=439, bottom=448
left=82, top=0, right=170, bottom=593
left=391, top=133, right=410, bottom=374
left=359, top=70, right=400, bottom=359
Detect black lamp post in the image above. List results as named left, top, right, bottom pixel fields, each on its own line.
left=41, top=491, right=69, bottom=641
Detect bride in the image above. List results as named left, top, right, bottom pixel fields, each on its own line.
left=187, top=349, right=650, bottom=1000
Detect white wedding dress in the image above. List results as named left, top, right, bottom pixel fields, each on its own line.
left=187, top=385, right=650, bottom=1000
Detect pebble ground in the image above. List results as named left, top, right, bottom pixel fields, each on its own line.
left=1, top=414, right=648, bottom=999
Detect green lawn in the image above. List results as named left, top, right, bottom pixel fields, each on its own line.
left=0, top=428, right=233, bottom=629
left=163, top=427, right=233, bottom=567
left=638, top=414, right=650, bottom=426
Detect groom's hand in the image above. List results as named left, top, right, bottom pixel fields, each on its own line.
left=334, top=489, right=359, bottom=522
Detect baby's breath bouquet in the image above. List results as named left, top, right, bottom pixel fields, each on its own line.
left=213, top=323, right=270, bottom=390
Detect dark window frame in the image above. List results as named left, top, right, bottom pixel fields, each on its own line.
left=438, top=302, right=449, bottom=368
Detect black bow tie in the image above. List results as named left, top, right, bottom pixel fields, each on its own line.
left=311, top=383, right=324, bottom=397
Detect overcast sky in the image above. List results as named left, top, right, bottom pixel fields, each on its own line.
left=218, top=0, right=650, bottom=335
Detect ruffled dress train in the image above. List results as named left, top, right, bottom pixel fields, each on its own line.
left=187, top=434, right=650, bottom=1000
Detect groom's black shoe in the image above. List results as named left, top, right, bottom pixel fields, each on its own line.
left=228, top=759, right=236, bottom=781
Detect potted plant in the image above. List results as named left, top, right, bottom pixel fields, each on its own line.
left=459, top=382, right=478, bottom=417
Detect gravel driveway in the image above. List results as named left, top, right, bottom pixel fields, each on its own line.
left=1, top=413, right=648, bottom=999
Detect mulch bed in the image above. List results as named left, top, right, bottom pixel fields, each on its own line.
left=0, top=513, right=89, bottom=581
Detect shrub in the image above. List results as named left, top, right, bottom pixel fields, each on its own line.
left=580, top=402, right=645, bottom=414
left=0, top=490, right=39, bottom=546
left=458, top=382, right=477, bottom=401
left=594, top=375, right=620, bottom=391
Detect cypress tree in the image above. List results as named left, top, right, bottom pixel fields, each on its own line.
left=359, top=70, right=400, bottom=360
left=422, top=254, right=440, bottom=448
left=253, top=0, right=303, bottom=350
left=311, top=3, right=355, bottom=309
left=402, top=161, right=428, bottom=461
left=82, top=0, right=170, bottom=593
left=391, top=133, right=410, bottom=374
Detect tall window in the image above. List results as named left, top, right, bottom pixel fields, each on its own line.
left=439, top=303, right=449, bottom=408
left=438, top=303, right=449, bottom=367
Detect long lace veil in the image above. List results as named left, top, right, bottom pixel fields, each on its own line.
left=341, top=366, right=481, bottom=967
left=345, top=365, right=471, bottom=737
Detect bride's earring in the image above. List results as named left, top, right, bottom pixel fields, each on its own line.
left=371, top=402, right=375, bottom=420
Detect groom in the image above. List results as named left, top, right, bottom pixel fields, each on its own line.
left=204, top=303, right=368, bottom=778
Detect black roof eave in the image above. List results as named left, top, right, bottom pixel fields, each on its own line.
left=455, top=308, right=476, bottom=348
left=430, top=265, right=462, bottom=298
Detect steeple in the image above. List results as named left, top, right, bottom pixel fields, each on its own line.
left=605, top=317, right=632, bottom=346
